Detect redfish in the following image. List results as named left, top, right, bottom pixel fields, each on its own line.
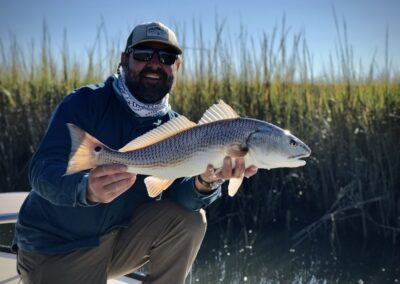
left=65, top=101, right=311, bottom=197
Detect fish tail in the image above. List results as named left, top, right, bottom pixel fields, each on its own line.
left=64, top=123, right=104, bottom=175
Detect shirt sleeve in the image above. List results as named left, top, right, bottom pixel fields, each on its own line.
left=162, top=177, right=222, bottom=210
left=29, top=91, right=95, bottom=207
left=76, top=173, right=99, bottom=207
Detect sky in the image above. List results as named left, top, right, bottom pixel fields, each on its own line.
left=1, top=0, right=399, bottom=78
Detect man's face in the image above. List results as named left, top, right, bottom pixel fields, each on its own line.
left=121, top=42, right=180, bottom=104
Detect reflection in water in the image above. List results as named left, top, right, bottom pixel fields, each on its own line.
left=193, top=226, right=400, bottom=283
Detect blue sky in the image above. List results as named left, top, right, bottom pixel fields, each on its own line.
left=1, top=0, right=399, bottom=77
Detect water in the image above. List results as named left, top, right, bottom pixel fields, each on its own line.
left=2, top=223, right=399, bottom=283
left=192, top=226, right=400, bottom=283
left=0, top=224, right=14, bottom=252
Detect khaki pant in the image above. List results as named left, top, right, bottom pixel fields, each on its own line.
left=17, top=200, right=207, bottom=284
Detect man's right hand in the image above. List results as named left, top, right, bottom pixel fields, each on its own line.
left=87, top=164, right=137, bottom=203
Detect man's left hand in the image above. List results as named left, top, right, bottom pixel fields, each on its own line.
left=195, top=156, right=258, bottom=193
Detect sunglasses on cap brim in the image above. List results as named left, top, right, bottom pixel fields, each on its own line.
left=126, top=48, right=178, bottom=65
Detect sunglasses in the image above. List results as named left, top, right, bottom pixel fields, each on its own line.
left=126, top=48, right=178, bottom=65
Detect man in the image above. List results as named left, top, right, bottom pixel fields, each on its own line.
left=14, top=22, right=257, bottom=284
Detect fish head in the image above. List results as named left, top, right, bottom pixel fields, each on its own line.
left=247, top=124, right=311, bottom=169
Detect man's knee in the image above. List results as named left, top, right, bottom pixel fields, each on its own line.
left=182, top=208, right=207, bottom=237
left=162, top=201, right=207, bottom=237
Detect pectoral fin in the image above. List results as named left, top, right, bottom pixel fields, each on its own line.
left=144, top=177, right=175, bottom=198
left=228, top=174, right=244, bottom=197
left=227, top=144, right=248, bottom=158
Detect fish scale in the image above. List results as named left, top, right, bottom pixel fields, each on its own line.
left=97, top=118, right=259, bottom=168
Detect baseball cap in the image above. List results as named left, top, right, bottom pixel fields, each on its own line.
left=125, top=22, right=182, bottom=54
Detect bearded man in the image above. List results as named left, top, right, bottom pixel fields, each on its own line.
left=14, top=22, right=257, bottom=284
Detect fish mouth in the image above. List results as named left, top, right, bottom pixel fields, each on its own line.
left=289, top=144, right=311, bottom=160
left=289, top=153, right=310, bottom=160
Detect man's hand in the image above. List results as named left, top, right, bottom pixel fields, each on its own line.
left=195, top=156, right=258, bottom=193
left=87, top=164, right=137, bottom=203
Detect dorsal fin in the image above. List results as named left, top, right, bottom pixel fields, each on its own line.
left=119, top=116, right=196, bottom=152
left=198, top=100, right=240, bottom=124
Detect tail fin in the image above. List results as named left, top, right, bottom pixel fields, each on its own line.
left=64, top=123, right=105, bottom=175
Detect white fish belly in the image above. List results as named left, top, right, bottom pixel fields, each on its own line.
left=126, top=149, right=226, bottom=179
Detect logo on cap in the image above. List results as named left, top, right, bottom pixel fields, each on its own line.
left=147, top=26, right=168, bottom=39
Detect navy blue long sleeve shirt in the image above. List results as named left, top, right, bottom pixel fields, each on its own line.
left=14, top=75, right=221, bottom=253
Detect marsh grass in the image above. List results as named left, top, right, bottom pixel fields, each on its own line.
left=0, top=19, right=399, bottom=281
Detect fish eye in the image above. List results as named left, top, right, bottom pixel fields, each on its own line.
left=94, top=146, right=102, bottom=152
left=289, top=139, right=297, bottom=147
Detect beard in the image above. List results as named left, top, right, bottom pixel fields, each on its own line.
left=123, top=65, right=175, bottom=104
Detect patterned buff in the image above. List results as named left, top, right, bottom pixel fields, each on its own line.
left=117, top=72, right=171, bottom=117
